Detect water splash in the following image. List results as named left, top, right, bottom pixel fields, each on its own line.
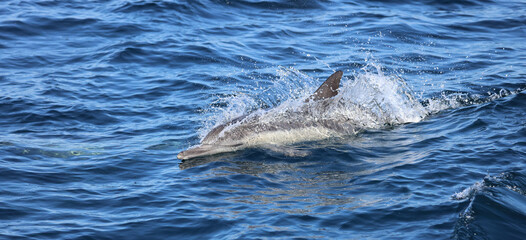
left=199, top=93, right=256, bottom=140
left=199, top=64, right=522, bottom=142
left=422, top=87, right=522, bottom=114
left=199, top=67, right=318, bottom=139
left=334, top=63, right=428, bottom=127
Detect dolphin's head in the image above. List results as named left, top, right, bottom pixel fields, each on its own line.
left=177, top=143, right=241, bottom=160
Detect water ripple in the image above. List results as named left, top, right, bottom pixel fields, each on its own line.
left=0, top=0, right=525, bottom=239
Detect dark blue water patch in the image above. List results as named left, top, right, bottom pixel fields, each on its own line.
left=0, top=204, right=33, bottom=221
left=0, top=17, right=101, bottom=40
left=26, top=16, right=98, bottom=33
left=110, top=46, right=168, bottom=65
left=7, top=105, right=119, bottom=127
left=0, top=21, right=37, bottom=38
left=112, top=0, right=241, bottom=24
left=467, top=17, right=526, bottom=30
left=24, top=0, right=108, bottom=9
left=95, top=22, right=157, bottom=38
left=365, top=0, right=490, bottom=6
left=222, top=0, right=328, bottom=10
left=2, top=165, right=83, bottom=185
left=107, top=41, right=264, bottom=70
left=112, top=1, right=191, bottom=14
left=3, top=54, right=57, bottom=69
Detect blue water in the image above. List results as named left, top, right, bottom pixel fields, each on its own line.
left=1, top=0, right=525, bottom=239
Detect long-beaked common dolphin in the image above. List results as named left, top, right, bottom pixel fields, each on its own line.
left=177, top=71, right=345, bottom=160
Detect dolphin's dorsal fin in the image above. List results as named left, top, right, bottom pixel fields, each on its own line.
left=307, top=70, right=343, bottom=102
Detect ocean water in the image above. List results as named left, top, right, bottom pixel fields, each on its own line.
left=1, top=0, right=525, bottom=239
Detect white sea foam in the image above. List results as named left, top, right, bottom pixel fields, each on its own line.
left=452, top=181, right=484, bottom=200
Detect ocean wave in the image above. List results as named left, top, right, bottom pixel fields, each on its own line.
left=453, top=171, right=526, bottom=239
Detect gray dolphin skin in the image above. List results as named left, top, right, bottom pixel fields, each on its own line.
left=177, top=71, right=344, bottom=160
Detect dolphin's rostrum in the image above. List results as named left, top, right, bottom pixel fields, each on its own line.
left=177, top=71, right=345, bottom=160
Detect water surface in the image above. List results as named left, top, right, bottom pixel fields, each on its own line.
left=1, top=0, right=525, bottom=239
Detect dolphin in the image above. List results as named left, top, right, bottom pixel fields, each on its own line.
left=177, top=71, right=347, bottom=160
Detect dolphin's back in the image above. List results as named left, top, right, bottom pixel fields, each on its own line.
left=202, top=114, right=247, bottom=144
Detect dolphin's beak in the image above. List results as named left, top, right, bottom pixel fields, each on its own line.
left=177, top=148, right=199, bottom=160
left=177, top=144, right=229, bottom=160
